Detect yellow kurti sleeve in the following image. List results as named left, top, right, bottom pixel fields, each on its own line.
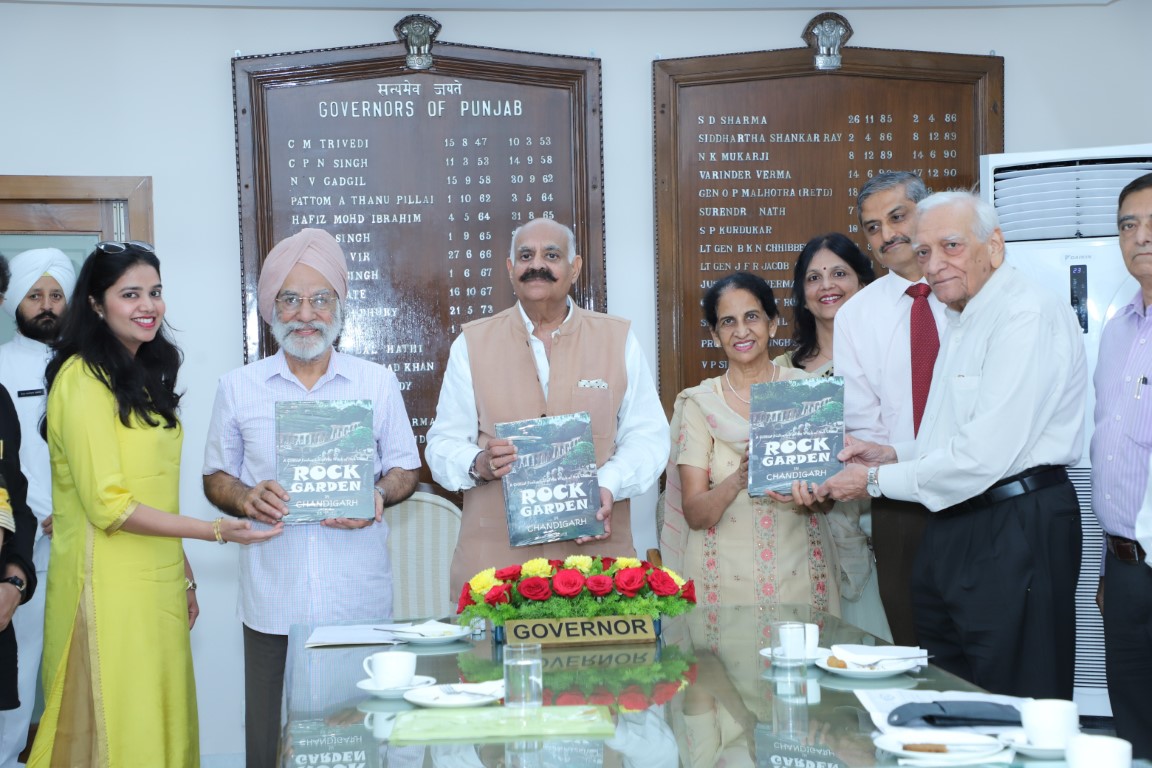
left=48, top=358, right=141, bottom=533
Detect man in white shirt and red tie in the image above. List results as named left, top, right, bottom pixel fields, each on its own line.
left=1091, top=171, right=1152, bottom=759
left=817, top=190, right=1085, bottom=700
left=834, top=172, right=945, bottom=647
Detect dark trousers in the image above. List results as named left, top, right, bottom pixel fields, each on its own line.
left=243, top=624, right=289, bottom=768
left=872, top=498, right=931, bottom=647
left=912, top=480, right=1081, bottom=699
left=1102, top=549, right=1152, bottom=759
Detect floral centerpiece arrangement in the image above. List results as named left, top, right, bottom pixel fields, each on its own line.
left=456, top=645, right=698, bottom=713
left=457, top=555, right=696, bottom=627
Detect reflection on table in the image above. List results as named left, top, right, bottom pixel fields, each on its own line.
left=278, top=605, right=1082, bottom=767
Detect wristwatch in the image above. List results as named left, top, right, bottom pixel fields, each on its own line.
left=467, top=451, right=488, bottom=486
left=866, top=467, right=882, bottom=498
left=1, top=575, right=25, bottom=596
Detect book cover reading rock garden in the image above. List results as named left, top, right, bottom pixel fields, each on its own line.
left=748, top=377, right=845, bottom=496
left=276, top=399, right=375, bottom=523
left=495, top=411, right=604, bottom=546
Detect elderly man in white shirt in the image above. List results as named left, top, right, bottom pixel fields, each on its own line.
left=833, top=172, right=945, bottom=647
left=815, top=191, right=1085, bottom=700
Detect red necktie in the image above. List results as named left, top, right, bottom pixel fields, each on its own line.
left=906, top=283, right=939, bottom=436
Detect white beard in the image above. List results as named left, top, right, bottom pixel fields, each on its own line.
left=271, top=301, right=343, bottom=362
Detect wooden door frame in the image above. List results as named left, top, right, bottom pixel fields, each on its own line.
left=0, top=175, right=153, bottom=242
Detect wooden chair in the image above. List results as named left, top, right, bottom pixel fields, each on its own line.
left=383, top=489, right=462, bottom=619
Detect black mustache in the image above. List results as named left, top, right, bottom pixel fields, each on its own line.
left=519, top=268, right=557, bottom=283
left=881, top=236, right=910, bottom=253
left=33, top=311, right=57, bottom=323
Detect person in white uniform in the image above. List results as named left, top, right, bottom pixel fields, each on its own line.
left=0, top=247, right=75, bottom=767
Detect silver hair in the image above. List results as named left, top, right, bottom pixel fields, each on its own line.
left=271, top=298, right=344, bottom=362
left=916, top=190, right=1001, bottom=242
left=857, top=171, right=929, bottom=212
left=508, top=219, right=577, bottom=263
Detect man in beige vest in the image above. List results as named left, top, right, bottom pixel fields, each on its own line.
left=427, top=218, right=668, bottom=594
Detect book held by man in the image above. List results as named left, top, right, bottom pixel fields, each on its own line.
left=748, top=377, right=845, bottom=496
left=495, top=411, right=604, bottom=547
left=275, top=399, right=375, bottom=523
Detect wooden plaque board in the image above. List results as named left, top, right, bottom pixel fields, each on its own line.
left=654, top=46, right=1003, bottom=411
left=234, top=39, right=604, bottom=477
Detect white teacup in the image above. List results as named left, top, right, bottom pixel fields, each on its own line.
left=362, top=650, right=416, bottom=689
left=363, top=711, right=395, bottom=740
left=803, top=622, right=819, bottom=657
left=1065, top=733, right=1132, bottom=768
left=1021, top=698, right=1078, bottom=749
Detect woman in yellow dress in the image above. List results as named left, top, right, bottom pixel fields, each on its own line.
left=29, top=242, right=281, bottom=767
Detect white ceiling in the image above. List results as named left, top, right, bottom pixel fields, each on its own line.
left=8, top=0, right=1117, bottom=9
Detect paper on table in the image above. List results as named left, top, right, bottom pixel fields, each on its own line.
left=390, top=705, right=616, bottom=745
left=895, top=750, right=1014, bottom=767
left=830, top=644, right=929, bottom=669
left=856, top=689, right=1027, bottom=737
left=304, top=623, right=409, bottom=647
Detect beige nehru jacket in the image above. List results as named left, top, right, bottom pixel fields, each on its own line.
left=450, top=305, right=635, bottom=591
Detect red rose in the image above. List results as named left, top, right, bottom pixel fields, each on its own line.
left=585, top=574, right=614, bottom=596
left=484, top=583, right=512, bottom=606
left=600, top=556, right=616, bottom=570
left=680, top=580, right=697, bottom=604
left=684, top=664, right=699, bottom=684
left=548, top=559, right=565, bottom=569
left=651, top=681, right=682, bottom=705
left=555, top=691, right=587, bottom=706
left=589, top=690, right=615, bottom=707
left=518, top=576, right=552, bottom=601
left=542, top=690, right=555, bottom=706
left=457, top=583, right=475, bottom=613
left=618, top=685, right=649, bottom=712
left=552, top=568, right=586, bottom=597
left=647, top=569, right=679, bottom=597
left=494, top=565, right=522, bottom=581
left=614, top=567, right=647, bottom=597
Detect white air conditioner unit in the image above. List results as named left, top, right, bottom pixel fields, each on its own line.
left=980, top=143, right=1152, bottom=718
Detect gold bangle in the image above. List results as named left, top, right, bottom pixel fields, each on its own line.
left=213, top=517, right=225, bottom=545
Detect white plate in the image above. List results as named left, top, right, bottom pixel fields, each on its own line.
left=403, top=684, right=501, bottom=708
left=815, top=657, right=920, bottom=678
left=874, top=732, right=1005, bottom=761
left=1001, top=733, right=1066, bottom=760
left=816, top=671, right=917, bottom=691
left=396, top=628, right=472, bottom=645
left=356, top=675, right=436, bottom=699
left=759, top=646, right=831, bottom=666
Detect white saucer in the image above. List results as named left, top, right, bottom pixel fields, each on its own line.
left=394, top=628, right=472, bottom=645
left=759, top=646, right=831, bottom=666
left=1002, top=732, right=1066, bottom=760
left=403, top=684, right=501, bottom=708
left=815, top=656, right=920, bottom=678
left=874, top=732, right=1005, bottom=761
left=356, top=675, right=436, bottom=699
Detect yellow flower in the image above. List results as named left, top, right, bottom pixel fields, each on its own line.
left=468, top=568, right=498, bottom=595
left=563, top=555, right=594, bottom=574
left=612, top=556, right=642, bottom=571
left=662, top=567, right=686, bottom=587
left=521, top=558, right=553, bottom=578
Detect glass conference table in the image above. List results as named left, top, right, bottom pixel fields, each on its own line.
left=281, top=604, right=1116, bottom=767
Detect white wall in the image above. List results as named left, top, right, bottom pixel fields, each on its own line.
left=2, top=1, right=1149, bottom=761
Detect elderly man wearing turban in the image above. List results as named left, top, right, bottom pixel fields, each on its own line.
left=0, top=247, right=73, bottom=767
left=202, top=228, right=420, bottom=768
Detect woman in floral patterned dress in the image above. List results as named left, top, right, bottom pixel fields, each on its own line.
left=665, top=271, right=840, bottom=633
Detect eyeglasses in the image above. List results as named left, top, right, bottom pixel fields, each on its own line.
left=275, top=292, right=336, bottom=312
left=95, top=241, right=156, bottom=255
